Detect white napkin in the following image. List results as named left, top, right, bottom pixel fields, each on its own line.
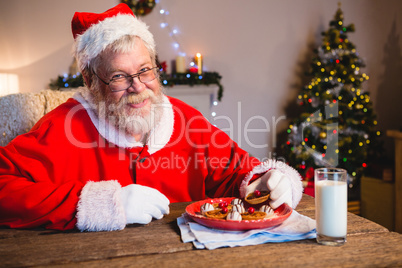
left=177, top=210, right=316, bottom=250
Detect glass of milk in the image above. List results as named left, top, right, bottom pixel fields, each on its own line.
left=315, top=168, right=347, bottom=246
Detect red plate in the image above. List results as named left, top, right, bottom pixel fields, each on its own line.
left=185, top=197, right=292, bottom=231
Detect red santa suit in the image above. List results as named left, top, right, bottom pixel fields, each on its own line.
left=0, top=3, right=304, bottom=231
left=0, top=92, right=302, bottom=231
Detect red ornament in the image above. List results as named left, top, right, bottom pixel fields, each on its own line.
left=159, top=61, right=167, bottom=72
left=254, top=190, right=261, bottom=197
left=305, top=167, right=315, bottom=180
left=189, top=67, right=198, bottom=73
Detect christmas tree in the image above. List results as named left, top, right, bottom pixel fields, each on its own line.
left=281, top=5, right=383, bottom=199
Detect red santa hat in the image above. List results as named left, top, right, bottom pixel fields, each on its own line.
left=71, top=3, right=155, bottom=71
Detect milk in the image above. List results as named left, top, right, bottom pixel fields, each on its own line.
left=315, top=180, right=347, bottom=237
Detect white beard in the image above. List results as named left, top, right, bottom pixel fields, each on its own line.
left=83, top=87, right=165, bottom=142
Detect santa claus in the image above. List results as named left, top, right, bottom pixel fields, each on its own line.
left=0, top=3, right=303, bottom=231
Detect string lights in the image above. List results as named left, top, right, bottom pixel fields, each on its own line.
left=156, top=0, right=186, bottom=57
left=281, top=5, right=384, bottom=198
left=154, top=0, right=221, bottom=119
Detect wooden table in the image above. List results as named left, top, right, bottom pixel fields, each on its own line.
left=1, top=195, right=401, bottom=267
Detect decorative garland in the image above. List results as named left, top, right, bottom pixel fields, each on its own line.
left=160, top=71, right=223, bottom=101
left=48, top=70, right=223, bottom=101
left=120, top=0, right=156, bottom=16
left=48, top=72, right=83, bottom=90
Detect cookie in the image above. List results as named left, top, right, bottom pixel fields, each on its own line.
left=226, top=211, right=242, bottom=221
left=200, top=203, right=215, bottom=215
left=259, top=205, right=275, bottom=218
left=245, top=190, right=270, bottom=205
left=241, top=211, right=267, bottom=220
left=205, top=209, right=228, bottom=219
left=231, top=198, right=244, bottom=206
left=232, top=204, right=246, bottom=214
left=212, top=203, right=233, bottom=211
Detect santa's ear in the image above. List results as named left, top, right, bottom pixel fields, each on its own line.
left=82, top=73, right=92, bottom=88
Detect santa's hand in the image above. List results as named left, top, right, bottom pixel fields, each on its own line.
left=263, top=170, right=293, bottom=209
left=120, top=184, right=170, bottom=225
left=246, top=169, right=293, bottom=209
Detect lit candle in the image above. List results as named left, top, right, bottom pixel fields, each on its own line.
left=176, top=56, right=186, bottom=73
left=195, top=53, right=202, bottom=75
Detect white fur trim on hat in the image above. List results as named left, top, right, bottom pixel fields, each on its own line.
left=76, top=180, right=126, bottom=232
left=73, top=14, right=155, bottom=71
left=239, top=159, right=304, bottom=208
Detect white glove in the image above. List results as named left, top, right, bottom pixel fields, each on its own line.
left=246, top=169, right=293, bottom=209
left=120, top=184, right=170, bottom=225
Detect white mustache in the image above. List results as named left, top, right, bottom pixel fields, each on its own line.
left=123, top=90, right=154, bottom=105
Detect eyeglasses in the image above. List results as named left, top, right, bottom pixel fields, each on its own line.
left=93, top=66, right=160, bottom=92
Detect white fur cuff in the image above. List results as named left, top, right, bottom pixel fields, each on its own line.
left=239, top=159, right=304, bottom=209
left=76, top=180, right=126, bottom=231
